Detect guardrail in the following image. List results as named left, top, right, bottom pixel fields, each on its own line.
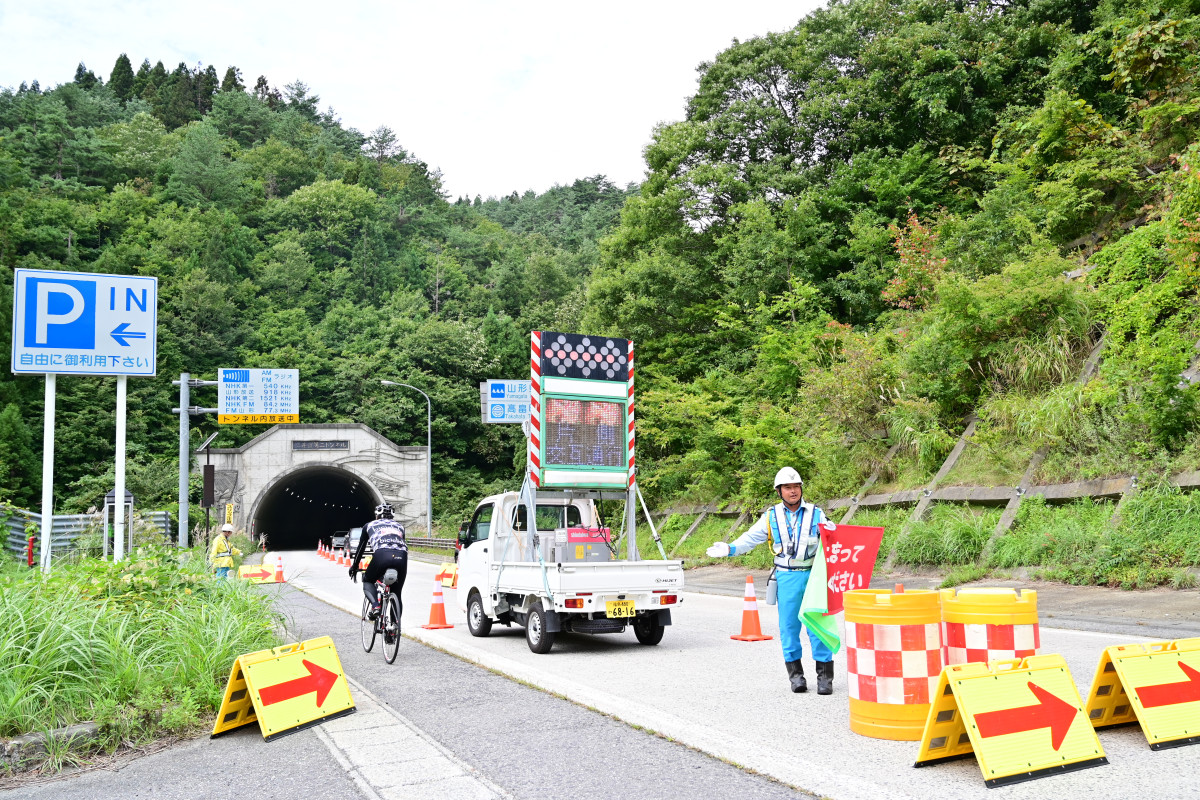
left=3, top=508, right=173, bottom=561
left=407, top=536, right=456, bottom=551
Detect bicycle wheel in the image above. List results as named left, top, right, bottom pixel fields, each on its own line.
left=382, top=592, right=401, bottom=664
left=361, top=596, right=377, bottom=653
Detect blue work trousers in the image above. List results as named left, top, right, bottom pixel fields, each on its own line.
left=776, top=568, right=833, bottom=663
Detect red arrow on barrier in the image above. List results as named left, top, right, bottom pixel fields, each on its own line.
left=242, top=568, right=272, bottom=580
left=974, top=681, right=1078, bottom=751
left=1135, top=662, right=1200, bottom=709
left=258, top=660, right=339, bottom=707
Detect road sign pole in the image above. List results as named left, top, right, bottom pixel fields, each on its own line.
left=114, top=375, right=127, bottom=561
left=39, top=374, right=56, bottom=574
left=178, top=373, right=189, bottom=548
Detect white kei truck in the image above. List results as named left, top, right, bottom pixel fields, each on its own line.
left=454, top=486, right=685, bottom=654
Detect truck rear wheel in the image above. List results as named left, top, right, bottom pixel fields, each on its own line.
left=467, top=591, right=492, bottom=637
left=633, top=615, right=665, bottom=645
left=525, top=601, right=555, bottom=654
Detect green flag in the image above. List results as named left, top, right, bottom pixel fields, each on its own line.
left=800, top=543, right=841, bottom=653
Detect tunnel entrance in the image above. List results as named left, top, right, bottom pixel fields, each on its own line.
left=253, top=466, right=377, bottom=550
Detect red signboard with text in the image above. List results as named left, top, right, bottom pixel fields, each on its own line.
left=823, top=524, right=884, bottom=615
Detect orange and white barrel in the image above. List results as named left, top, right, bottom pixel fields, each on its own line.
left=939, top=588, right=1039, bottom=665
left=844, top=588, right=943, bottom=741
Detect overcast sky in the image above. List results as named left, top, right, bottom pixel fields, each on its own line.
left=0, top=1, right=824, bottom=200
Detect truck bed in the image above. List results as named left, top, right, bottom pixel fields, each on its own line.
left=490, top=559, right=685, bottom=595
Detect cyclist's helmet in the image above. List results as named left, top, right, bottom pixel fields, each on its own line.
left=375, top=503, right=394, bottom=519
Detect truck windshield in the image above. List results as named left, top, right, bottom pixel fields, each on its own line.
left=514, top=505, right=583, bottom=531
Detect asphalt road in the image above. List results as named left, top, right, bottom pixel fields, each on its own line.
left=7, top=551, right=1199, bottom=800
left=2, top=578, right=812, bottom=800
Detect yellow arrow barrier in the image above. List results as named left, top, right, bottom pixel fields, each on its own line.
left=914, top=654, right=1106, bottom=788
left=212, top=636, right=355, bottom=740
left=1085, top=637, right=1200, bottom=750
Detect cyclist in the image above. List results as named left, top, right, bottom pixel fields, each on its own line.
left=349, top=503, right=409, bottom=621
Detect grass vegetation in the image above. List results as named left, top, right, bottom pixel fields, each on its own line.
left=0, top=541, right=283, bottom=773
left=894, top=505, right=1001, bottom=567
left=988, top=491, right=1200, bottom=589
left=844, top=506, right=911, bottom=570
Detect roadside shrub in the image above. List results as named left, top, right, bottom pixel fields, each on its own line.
left=895, top=504, right=997, bottom=566
left=0, top=543, right=282, bottom=759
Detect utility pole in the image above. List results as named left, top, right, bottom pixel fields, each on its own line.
left=172, top=373, right=219, bottom=548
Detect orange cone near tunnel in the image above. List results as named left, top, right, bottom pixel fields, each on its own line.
left=275, top=554, right=285, bottom=583
left=731, top=576, right=773, bottom=642
left=421, top=573, right=454, bottom=630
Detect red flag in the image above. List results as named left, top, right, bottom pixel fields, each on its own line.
left=821, top=524, right=884, bottom=616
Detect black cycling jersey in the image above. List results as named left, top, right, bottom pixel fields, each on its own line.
left=364, top=518, right=407, bottom=553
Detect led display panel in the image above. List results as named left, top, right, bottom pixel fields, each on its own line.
left=540, top=331, right=629, bottom=382
left=544, top=397, right=624, bottom=468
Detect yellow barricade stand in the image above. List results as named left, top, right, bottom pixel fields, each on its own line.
left=212, top=636, right=355, bottom=740
left=914, top=654, right=1107, bottom=788
left=1085, top=637, right=1200, bottom=750
left=237, top=564, right=278, bottom=584
left=844, top=588, right=943, bottom=741
left=939, top=588, right=1039, bottom=665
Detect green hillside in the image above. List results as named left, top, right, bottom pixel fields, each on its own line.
left=2, top=0, right=1200, bottom=587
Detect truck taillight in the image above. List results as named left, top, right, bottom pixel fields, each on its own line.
left=659, top=595, right=676, bottom=605
left=565, top=598, right=584, bottom=609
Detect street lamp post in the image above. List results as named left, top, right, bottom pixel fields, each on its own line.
left=380, top=381, right=433, bottom=534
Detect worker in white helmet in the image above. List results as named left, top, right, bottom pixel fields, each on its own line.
left=707, top=467, right=835, bottom=694
left=210, top=523, right=242, bottom=579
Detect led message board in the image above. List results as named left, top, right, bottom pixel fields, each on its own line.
left=529, top=331, right=634, bottom=489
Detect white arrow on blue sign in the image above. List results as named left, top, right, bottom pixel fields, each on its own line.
left=11, top=268, right=158, bottom=376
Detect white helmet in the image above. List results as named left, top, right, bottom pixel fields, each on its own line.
left=221, top=523, right=234, bottom=533
left=773, top=467, right=803, bottom=489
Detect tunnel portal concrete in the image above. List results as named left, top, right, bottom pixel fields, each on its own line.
left=200, top=423, right=428, bottom=549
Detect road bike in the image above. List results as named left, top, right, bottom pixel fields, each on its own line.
left=360, top=568, right=402, bottom=664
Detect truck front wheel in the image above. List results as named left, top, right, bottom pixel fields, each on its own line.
left=525, top=601, right=555, bottom=654
left=633, top=614, right=665, bottom=645
left=467, top=591, right=492, bottom=637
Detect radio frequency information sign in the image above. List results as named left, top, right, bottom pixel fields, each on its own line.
left=11, top=268, right=158, bottom=376
left=480, top=380, right=531, bottom=423
left=218, top=368, right=299, bottom=424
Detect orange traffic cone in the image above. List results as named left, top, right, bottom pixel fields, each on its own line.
left=731, top=575, right=773, bottom=642
left=274, top=554, right=285, bottom=583
left=421, top=573, right=454, bottom=630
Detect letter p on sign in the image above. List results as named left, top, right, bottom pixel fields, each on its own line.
left=26, top=277, right=95, bottom=349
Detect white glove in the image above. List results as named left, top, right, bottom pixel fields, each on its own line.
left=706, top=542, right=731, bottom=558
left=822, top=520, right=837, bottom=531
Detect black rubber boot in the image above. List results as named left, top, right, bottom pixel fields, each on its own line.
left=816, top=660, right=834, bottom=695
left=785, top=660, right=807, bottom=693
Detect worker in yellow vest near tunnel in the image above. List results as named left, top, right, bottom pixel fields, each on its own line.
left=210, top=523, right=242, bottom=579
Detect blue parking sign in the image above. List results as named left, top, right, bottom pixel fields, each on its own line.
left=11, top=268, right=158, bottom=376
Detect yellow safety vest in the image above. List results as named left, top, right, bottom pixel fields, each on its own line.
left=209, top=535, right=240, bottom=568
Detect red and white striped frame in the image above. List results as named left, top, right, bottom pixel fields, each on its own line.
left=528, top=330, right=542, bottom=487
left=626, top=339, right=635, bottom=487
left=845, top=620, right=943, bottom=705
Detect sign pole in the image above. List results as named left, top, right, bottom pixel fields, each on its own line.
left=39, top=373, right=56, bottom=574
left=178, top=373, right=189, bottom=548
left=114, top=374, right=127, bottom=561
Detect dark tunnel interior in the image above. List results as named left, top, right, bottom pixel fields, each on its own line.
left=253, top=466, right=377, bottom=550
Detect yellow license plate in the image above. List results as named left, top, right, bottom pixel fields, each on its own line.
left=605, top=600, right=635, bottom=618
